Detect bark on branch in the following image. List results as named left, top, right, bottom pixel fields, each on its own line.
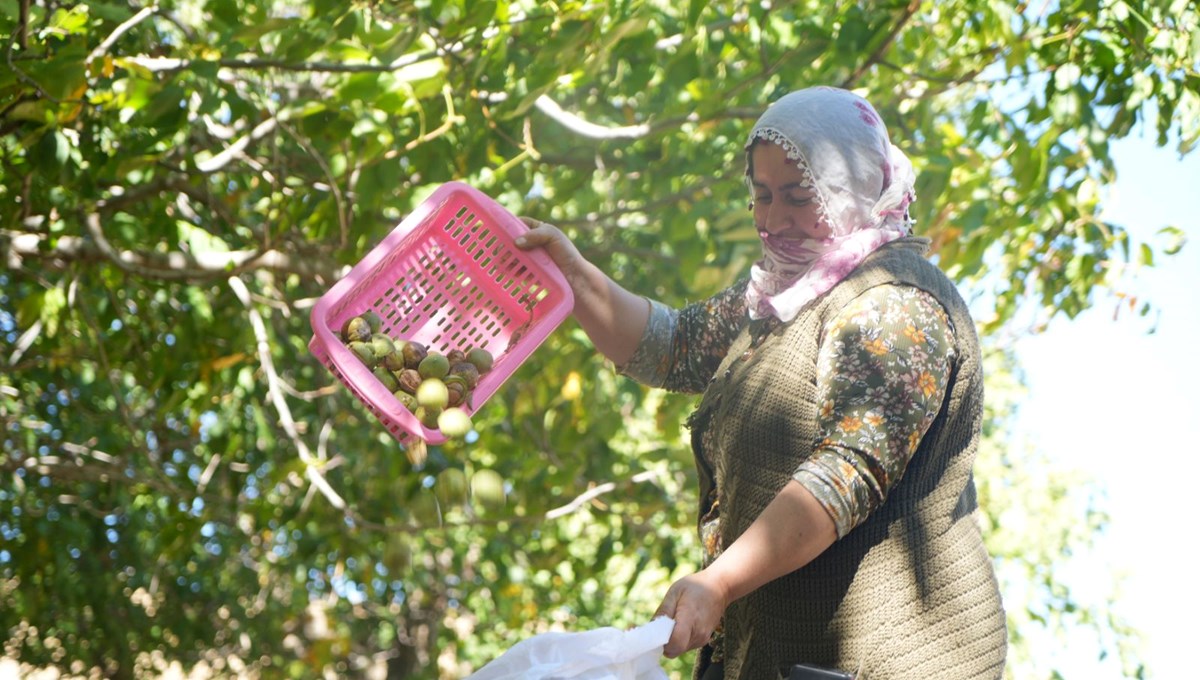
left=4, top=229, right=344, bottom=281
left=123, top=44, right=449, bottom=75
left=348, top=470, right=663, bottom=534
left=229, top=276, right=347, bottom=511
left=87, top=5, right=159, bottom=66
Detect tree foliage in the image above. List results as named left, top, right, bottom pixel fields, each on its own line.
left=1, top=0, right=1195, bottom=677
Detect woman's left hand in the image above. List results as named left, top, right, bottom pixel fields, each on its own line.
left=653, top=570, right=730, bottom=658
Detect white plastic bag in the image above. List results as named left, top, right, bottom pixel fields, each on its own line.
left=465, top=616, right=675, bottom=680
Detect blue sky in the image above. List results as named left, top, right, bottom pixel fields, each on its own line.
left=1011, top=129, right=1200, bottom=677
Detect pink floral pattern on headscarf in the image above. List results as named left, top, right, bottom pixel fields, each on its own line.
left=745, top=87, right=918, bottom=322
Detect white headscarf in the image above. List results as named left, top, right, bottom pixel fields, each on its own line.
left=744, top=87, right=917, bottom=322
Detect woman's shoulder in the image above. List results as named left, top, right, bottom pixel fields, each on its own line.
left=858, top=238, right=968, bottom=308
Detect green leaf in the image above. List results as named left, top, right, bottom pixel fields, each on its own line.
left=40, top=285, right=66, bottom=338
left=233, top=17, right=297, bottom=43
left=87, top=2, right=140, bottom=23
left=1139, top=242, right=1154, bottom=266
left=334, top=11, right=360, bottom=40
left=834, top=7, right=871, bottom=56
left=0, top=0, right=19, bottom=23
left=30, top=129, right=69, bottom=171
left=17, top=289, right=45, bottom=330
left=45, top=5, right=89, bottom=37
left=915, top=154, right=952, bottom=206
left=22, top=45, right=88, bottom=101
left=177, top=222, right=230, bottom=255
left=1157, top=226, right=1186, bottom=255
left=1054, top=63, right=1082, bottom=91
left=337, top=72, right=383, bottom=102
left=393, top=55, right=447, bottom=99
left=186, top=286, right=214, bottom=323
left=466, top=0, right=499, bottom=26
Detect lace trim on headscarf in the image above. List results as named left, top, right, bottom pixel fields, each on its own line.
left=746, top=126, right=831, bottom=227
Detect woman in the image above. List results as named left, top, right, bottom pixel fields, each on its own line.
left=516, top=87, right=1007, bottom=679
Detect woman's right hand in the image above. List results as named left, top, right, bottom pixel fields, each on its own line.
left=513, top=216, right=649, bottom=365
left=515, top=217, right=587, bottom=288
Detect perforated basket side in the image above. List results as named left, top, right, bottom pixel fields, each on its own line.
left=308, top=338, right=413, bottom=443
left=309, top=182, right=573, bottom=444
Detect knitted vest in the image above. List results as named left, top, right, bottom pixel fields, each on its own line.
left=689, top=238, right=1007, bottom=679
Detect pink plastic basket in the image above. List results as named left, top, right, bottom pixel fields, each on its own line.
left=308, top=181, right=574, bottom=445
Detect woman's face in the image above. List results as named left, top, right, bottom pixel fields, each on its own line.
left=749, top=141, right=831, bottom=241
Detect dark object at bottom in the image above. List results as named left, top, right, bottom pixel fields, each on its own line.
left=702, top=660, right=855, bottom=679
left=786, top=663, right=855, bottom=680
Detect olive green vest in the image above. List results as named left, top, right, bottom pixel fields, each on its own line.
left=690, top=238, right=1007, bottom=679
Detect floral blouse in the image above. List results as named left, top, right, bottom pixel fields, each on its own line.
left=621, top=280, right=956, bottom=662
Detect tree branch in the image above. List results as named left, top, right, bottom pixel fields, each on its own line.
left=532, top=94, right=759, bottom=143
left=544, top=471, right=658, bottom=520
left=87, top=5, right=159, bottom=66
left=5, top=318, right=41, bottom=368
left=117, top=10, right=545, bottom=76
left=348, top=470, right=663, bottom=534
left=840, top=0, right=921, bottom=89
left=194, top=113, right=282, bottom=174
left=533, top=95, right=652, bottom=139
left=122, top=44, right=449, bottom=75
left=551, top=172, right=736, bottom=230
left=228, top=276, right=347, bottom=511
left=403, top=85, right=464, bottom=151
left=5, top=228, right=342, bottom=281
left=17, top=0, right=29, bottom=49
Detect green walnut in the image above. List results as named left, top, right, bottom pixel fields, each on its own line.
left=341, top=316, right=372, bottom=343
left=437, top=407, right=473, bottom=438
left=435, top=468, right=469, bottom=506
left=471, top=469, right=506, bottom=511
left=373, top=366, right=399, bottom=392
left=402, top=341, right=428, bottom=370
left=392, top=390, right=417, bottom=412
left=418, top=352, right=450, bottom=379
left=396, top=369, right=423, bottom=395
left=466, top=348, right=494, bottom=373
left=413, top=405, right=442, bottom=430
left=382, top=348, right=406, bottom=372
left=445, top=381, right=468, bottom=407
left=347, top=341, right=376, bottom=367
left=369, top=333, right=395, bottom=358
left=360, top=310, right=384, bottom=334
left=449, top=362, right=481, bottom=389
left=408, top=492, right=441, bottom=526
left=416, top=378, right=449, bottom=410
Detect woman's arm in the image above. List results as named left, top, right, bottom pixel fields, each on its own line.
left=655, top=481, right=837, bottom=658
left=515, top=218, right=648, bottom=366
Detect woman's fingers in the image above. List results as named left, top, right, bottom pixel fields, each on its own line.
left=663, top=618, right=693, bottom=658
left=661, top=615, right=713, bottom=658
left=655, top=583, right=686, bottom=657
left=656, top=580, right=704, bottom=658
left=514, top=216, right=585, bottom=286
left=515, top=216, right=559, bottom=249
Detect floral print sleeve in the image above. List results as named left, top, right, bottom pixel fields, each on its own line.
left=618, top=279, right=749, bottom=394
left=793, top=285, right=956, bottom=539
